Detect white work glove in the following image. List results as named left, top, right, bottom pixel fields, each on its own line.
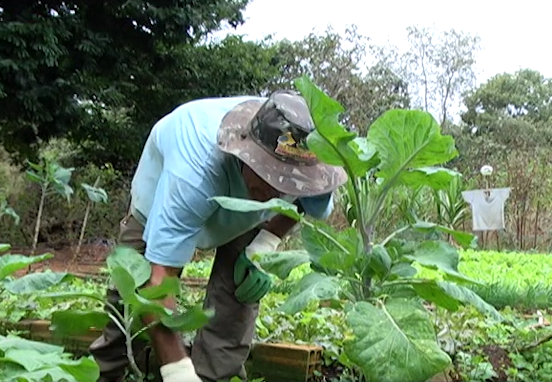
left=245, top=229, right=282, bottom=262
left=160, top=357, right=202, bottom=382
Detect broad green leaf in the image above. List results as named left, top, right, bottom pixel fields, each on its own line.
left=368, top=109, right=458, bottom=186
left=59, top=356, right=100, bottom=382
left=345, top=299, right=451, bottom=382
left=161, top=306, right=214, bottom=331
left=3, top=271, right=74, bottom=294
left=1, top=205, right=20, bottom=225
left=2, top=366, right=79, bottom=382
left=0, top=253, right=53, bottom=280
left=432, top=281, right=503, bottom=321
left=51, top=311, right=110, bottom=336
left=302, top=222, right=359, bottom=272
left=51, top=163, right=74, bottom=185
left=131, top=293, right=172, bottom=318
left=0, top=346, right=98, bottom=382
left=295, top=76, right=378, bottom=176
left=210, top=196, right=302, bottom=221
left=351, top=137, right=380, bottom=170
left=410, top=281, right=461, bottom=312
left=26, top=160, right=43, bottom=173
left=139, top=276, right=181, bottom=300
left=106, top=246, right=151, bottom=288
left=3, top=348, right=71, bottom=372
left=0, top=334, right=63, bottom=354
left=405, top=240, right=481, bottom=284
left=81, top=183, right=108, bottom=203
left=0, top=243, right=10, bottom=253
left=41, top=291, right=105, bottom=304
left=412, top=221, right=477, bottom=249
left=252, top=250, right=311, bottom=280
left=111, top=267, right=136, bottom=301
left=400, top=167, right=461, bottom=190
left=51, top=182, right=74, bottom=201
left=281, top=272, right=341, bottom=315
left=388, top=262, right=418, bottom=279
left=110, top=270, right=173, bottom=318
left=368, top=245, right=392, bottom=279
left=306, top=130, right=348, bottom=166
left=25, top=170, right=43, bottom=184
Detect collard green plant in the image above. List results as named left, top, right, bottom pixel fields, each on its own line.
left=0, top=189, right=20, bottom=226
left=211, top=76, right=503, bottom=382
left=38, top=246, right=213, bottom=382
left=0, top=334, right=99, bottom=382
left=0, top=244, right=73, bottom=293
left=73, top=176, right=109, bottom=262
left=25, top=158, right=74, bottom=255
left=0, top=244, right=98, bottom=382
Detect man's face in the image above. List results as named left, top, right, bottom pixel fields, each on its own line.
left=241, top=164, right=281, bottom=202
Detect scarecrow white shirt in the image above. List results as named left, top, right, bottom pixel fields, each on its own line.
left=130, top=96, right=334, bottom=268
left=461, top=188, right=511, bottom=231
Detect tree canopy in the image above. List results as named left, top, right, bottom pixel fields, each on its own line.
left=462, top=69, right=552, bottom=131
left=0, top=0, right=251, bottom=166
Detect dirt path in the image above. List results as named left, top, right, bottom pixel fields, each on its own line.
left=9, top=243, right=111, bottom=275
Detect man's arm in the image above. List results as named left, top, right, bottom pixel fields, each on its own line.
left=141, top=264, right=186, bottom=364
left=263, top=199, right=304, bottom=239
left=139, top=172, right=216, bottom=367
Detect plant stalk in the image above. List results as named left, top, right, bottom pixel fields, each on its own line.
left=31, top=185, right=47, bottom=256
left=123, top=304, right=144, bottom=381
left=73, top=177, right=100, bottom=263
left=73, top=201, right=91, bottom=262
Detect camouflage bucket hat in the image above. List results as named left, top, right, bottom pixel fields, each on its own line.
left=217, top=90, right=348, bottom=197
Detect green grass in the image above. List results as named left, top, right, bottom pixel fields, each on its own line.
left=417, top=249, right=552, bottom=310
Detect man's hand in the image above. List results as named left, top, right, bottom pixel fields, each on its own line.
left=160, top=357, right=202, bottom=382
left=233, top=229, right=281, bottom=304
left=143, top=264, right=188, bottom=366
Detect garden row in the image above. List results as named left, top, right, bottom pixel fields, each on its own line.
left=2, top=245, right=552, bottom=382
left=0, top=77, right=548, bottom=382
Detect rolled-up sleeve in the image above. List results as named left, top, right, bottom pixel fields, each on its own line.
left=297, top=192, right=335, bottom=220
left=143, top=171, right=217, bottom=268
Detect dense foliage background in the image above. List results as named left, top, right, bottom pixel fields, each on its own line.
left=1, top=0, right=550, bottom=254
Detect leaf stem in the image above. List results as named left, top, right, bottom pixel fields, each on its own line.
left=302, top=220, right=350, bottom=254
left=123, top=304, right=144, bottom=381
left=131, top=320, right=159, bottom=341
left=380, top=226, right=410, bottom=247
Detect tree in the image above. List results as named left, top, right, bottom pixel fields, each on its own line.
left=0, top=0, right=251, bottom=164
left=374, top=25, right=481, bottom=126
left=268, top=25, right=410, bottom=135
left=68, top=34, right=282, bottom=170
left=461, top=69, right=552, bottom=132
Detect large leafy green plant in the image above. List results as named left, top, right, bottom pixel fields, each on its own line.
left=0, top=243, right=73, bottom=294
left=0, top=335, right=99, bottom=382
left=26, top=158, right=74, bottom=255
left=211, top=76, right=503, bottom=382
left=0, top=244, right=99, bottom=382
left=72, top=176, right=109, bottom=263
left=36, top=246, right=213, bottom=382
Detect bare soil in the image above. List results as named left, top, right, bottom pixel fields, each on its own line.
left=9, top=242, right=112, bottom=276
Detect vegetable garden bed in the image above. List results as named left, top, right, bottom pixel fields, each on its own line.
left=0, top=317, right=326, bottom=382
left=6, top=77, right=552, bottom=381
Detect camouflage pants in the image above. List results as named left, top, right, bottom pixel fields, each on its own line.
left=89, top=212, right=260, bottom=382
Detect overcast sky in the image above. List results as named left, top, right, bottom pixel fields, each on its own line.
left=222, top=0, right=550, bottom=86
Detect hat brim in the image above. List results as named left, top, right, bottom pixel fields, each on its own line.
left=217, top=100, right=348, bottom=197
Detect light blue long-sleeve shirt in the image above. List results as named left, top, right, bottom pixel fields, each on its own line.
left=130, top=96, right=334, bottom=268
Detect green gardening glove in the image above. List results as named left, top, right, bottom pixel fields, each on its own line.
left=233, top=229, right=281, bottom=304
left=233, top=252, right=273, bottom=304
